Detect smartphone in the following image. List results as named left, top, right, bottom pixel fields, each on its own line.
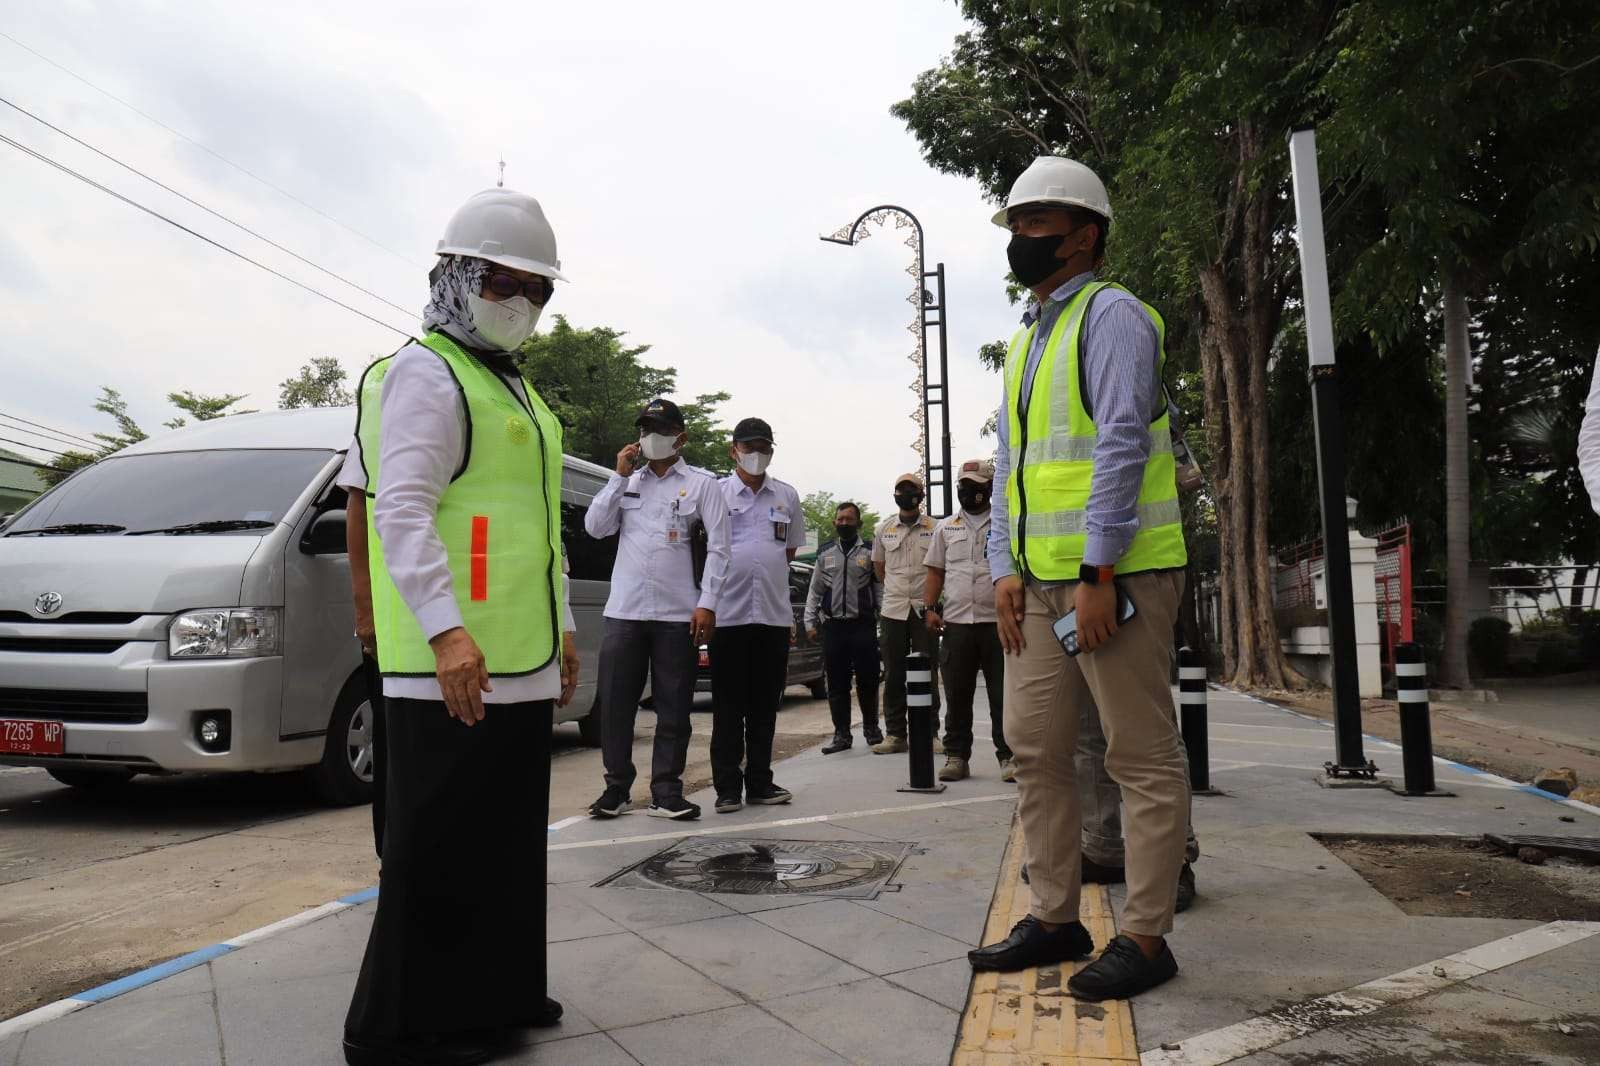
left=1052, top=584, right=1138, bottom=656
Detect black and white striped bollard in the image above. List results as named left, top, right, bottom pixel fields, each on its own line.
left=1178, top=647, right=1210, bottom=794
left=898, top=652, right=945, bottom=793
left=1394, top=642, right=1437, bottom=796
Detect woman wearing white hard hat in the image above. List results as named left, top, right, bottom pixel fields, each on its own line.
left=343, top=188, right=575, bottom=1066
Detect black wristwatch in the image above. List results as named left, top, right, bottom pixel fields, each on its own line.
left=1079, top=563, right=1115, bottom=586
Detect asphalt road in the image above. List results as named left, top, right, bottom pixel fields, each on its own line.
left=0, top=690, right=836, bottom=1021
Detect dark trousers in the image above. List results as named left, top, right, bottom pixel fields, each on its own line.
left=881, top=613, right=940, bottom=738
left=709, top=624, right=789, bottom=797
left=345, top=697, right=551, bottom=1039
left=821, top=617, right=880, bottom=738
left=599, top=617, right=696, bottom=804
left=361, top=655, right=386, bottom=859
left=940, top=621, right=1010, bottom=762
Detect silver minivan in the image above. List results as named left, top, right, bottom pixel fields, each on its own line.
left=0, top=407, right=612, bottom=803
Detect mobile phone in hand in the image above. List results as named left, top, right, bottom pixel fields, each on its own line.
left=1051, top=584, right=1138, bottom=656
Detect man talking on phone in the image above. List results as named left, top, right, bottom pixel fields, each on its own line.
left=967, top=156, right=1189, bottom=1002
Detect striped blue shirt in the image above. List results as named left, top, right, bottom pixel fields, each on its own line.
left=987, top=271, right=1161, bottom=582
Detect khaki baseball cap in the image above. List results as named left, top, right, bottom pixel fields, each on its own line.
left=958, top=458, right=996, bottom=483
left=893, top=471, right=925, bottom=490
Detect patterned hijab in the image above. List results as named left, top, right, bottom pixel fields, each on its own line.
left=421, top=255, right=497, bottom=353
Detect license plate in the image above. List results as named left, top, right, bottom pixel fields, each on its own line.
left=1, top=719, right=65, bottom=755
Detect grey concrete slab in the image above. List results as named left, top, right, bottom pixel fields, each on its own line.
left=547, top=883, right=628, bottom=943
left=855, top=881, right=991, bottom=945
left=106, top=959, right=215, bottom=1005
left=611, top=1003, right=848, bottom=1066
left=570, top=883, right=736, bottom=931
left=698, top=889, right=830, bottom=915
left=881, top=957, right=975, bottom=1012
left=209, top=908, right=368, bottom=990
left=547, top=838, right=675, bottom=885
left=1468, top=934, right=1600, bottom=1015
left=638, top=913, right=869, bottom=1002
left=546, top=931, right=740, bottom=1031
left=18, top=992, right=221, bottom=1066
left=215, top=969, right=351, bottom=1066
left=502, top=1032, right=638, bottom=1065
left=762, top=977, right=959, bottom=1065
left=0, top=1033, right=23, bottom=1066
left=753, top=899, right=973, bottom=975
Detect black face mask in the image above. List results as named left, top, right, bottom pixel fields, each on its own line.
left=835, top=524, right=859, bottom=545
left=1006, top=230, right=1071, bottom=287
left=895, top=492, right=923, bottom=511
left=958, top=485, right=991, bottom=513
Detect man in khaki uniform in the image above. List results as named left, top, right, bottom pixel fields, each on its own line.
left=871, top=472, right=940, bottom=753
left=924, top=459, right=1012, bottom=783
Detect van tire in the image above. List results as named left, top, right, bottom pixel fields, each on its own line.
left=47, top=766, right=136, bottom=790
left=309, top=677, right=376, bottom=807
left=577, top=696, right=603, bottom=747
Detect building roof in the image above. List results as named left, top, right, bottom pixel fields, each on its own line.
left=0, top=448, right=51, bottom=496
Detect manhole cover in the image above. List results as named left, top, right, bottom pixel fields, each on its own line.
left=596, top=837, right=915, bottom=899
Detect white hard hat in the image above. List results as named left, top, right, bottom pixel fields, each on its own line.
left=436, top=188, right=567, bottom=281
left=991, top=156, right=1112, bottom=228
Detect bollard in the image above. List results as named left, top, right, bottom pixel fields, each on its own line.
left=898, top=652, right=946, bottom=793
left=1394, top=642, right=1436, bottom=795
left=1178, top=647, right=1210, bottom=794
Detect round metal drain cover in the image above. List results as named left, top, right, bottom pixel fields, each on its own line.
left=598, top=838, right=914, bottom=899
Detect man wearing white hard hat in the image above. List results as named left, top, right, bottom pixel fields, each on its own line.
left=967, top=156, right=1191, bottom=1002
left=343, top=188, right=577, bottom=1065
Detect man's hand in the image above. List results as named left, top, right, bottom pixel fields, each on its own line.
left=615, top=442, right=641, bottom=477
left=1074, top=579, right=1120, bottom=654
left=995, top=575, right=1027, bottom=653
left=558, top=631, right=579, bottom=708
left=354, top=605, right=377, bottom=659
left=429, top=627, right=492, bottom=725
left=690, top=608, right=715, bottom=645
left=924, top=607, right=945, bottom=637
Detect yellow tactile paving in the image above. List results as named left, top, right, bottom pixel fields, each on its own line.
left=955, top=817, right=1140, bottom=1064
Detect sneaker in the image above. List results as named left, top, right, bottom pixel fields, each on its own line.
left=714, top=793, right=744, bottom=814
left=588, top=787, right=633, bottom=819
left=938, top=756, right=969, bottom=782
left=872, top=735, right=908, bottom=754
left=747, top=783, right=792, bottom=805
left=999, top=757, right=1017, bottom=782
left=647, top=796, right=701, bottom=820
left=1175, top=862, right=1197, bottom=913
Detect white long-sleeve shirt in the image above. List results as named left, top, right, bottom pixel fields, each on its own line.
left=584, top=458, right=729, bottom=622
left=369, top=342, right=573, bottom=703
left=1581, top=350, right=1600, bottom=517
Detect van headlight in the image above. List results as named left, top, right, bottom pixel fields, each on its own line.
left=169, top=608, right=282, bottom=658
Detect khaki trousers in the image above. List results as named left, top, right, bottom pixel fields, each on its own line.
left=1004, top=570, right=1190, bottom=937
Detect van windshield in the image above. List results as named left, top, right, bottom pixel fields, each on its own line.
left=6, top=449, right=335, bottom=536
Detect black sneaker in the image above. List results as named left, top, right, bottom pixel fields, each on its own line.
left=968, top=916, right=1093, bottom=972
left=1068, top=934, right=1178, bottom=1000
left=1082, top=856, right=1127, bottom=884
left=647, top=796, right=701, bottom=820
left=588, top=787, right=633, bottom=819
left=747, top=783, right=792, bottom=805
left=714, top=793, right=744, bottom=813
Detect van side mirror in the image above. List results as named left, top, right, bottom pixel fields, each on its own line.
left=302, top=509, right=348, bottom=555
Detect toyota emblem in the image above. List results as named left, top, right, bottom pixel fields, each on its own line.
left=34, top=592, right=63, bottom=616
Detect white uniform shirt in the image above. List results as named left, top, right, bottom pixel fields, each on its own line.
left=716, top=473, right=805, bottom=628
left=369, top=343, right=574, bottom=703
left=872, top=513, right=938, bottom=621
left=1581, top=351, right=1600, bottom=516
left=924, top=509, right=996, bottom=624
left=584, top=459, right=730, bottom=622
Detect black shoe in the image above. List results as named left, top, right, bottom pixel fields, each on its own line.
left=647, top=796, right=701, bottom=820
left=968, top=916, right=1093, bottom=972
left=588, top=787, right=632, bottom=819
left=821, top=734, right=852, bottom=754
left=518, top=996, right=563, bottom=1029
left=1175, top=863, right=1196, bottom=913
left=863, top=728, right=885, bottom=746
left=714, top=793, right=744, bottom=813
left=343, top=1033, right=493, bottom=1066
left=1068, top=934, right=1178, bottom=1001
left=1082, top=857, right=1126, bottom=884
left=747, top=783, right=792, bottom=805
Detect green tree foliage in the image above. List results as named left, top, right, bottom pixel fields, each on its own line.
left=42, top=386, right=254, bottom=485
left=163, top=390, right=252, bottom=429
left=279, top=357, right=354, bottom=409
left=800, top=490, right=881, bottom=545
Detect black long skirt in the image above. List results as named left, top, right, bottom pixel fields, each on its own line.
left=345, top=696, right=552, bottom=1039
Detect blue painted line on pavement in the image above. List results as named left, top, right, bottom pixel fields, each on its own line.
left=75, top=943, right=234, bottom=1004
left=338, top=886, right=379, bottom=905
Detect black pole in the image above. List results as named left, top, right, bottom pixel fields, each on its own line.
left=934, top=263, right=953, bottom=519
left=1177, top=647, right=1210, bottom=793
left=1394, top=642, right=1437, bottom=795
left=899, top=651, right=945, bottom=793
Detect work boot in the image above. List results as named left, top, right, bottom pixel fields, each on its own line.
left=872, top=735, right=908, bottom=754
left=821, top=734, right=852, bottom=755
left=932, top=735, right=945, bottom=755
left=1175, top=863, right=1197, bottom=913
left=998, top=757, right=1017, bottom=783
left=1081, top=856, right=1127, bottom=884
left=938, top=756, right=969, bottom=782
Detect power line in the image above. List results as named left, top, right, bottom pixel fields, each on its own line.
left=0, top=132, right=417, bottom=340
left=0, top=30, right=427, bottom=269
left=0, top=95, right=416, bottom=319
left=0, top=435, right=70, bottom=458
left=0, top=454, right=61, bottom=473
left=0, top=417, right=96, bottom=451
left=0, top=411, right=100, bottom=448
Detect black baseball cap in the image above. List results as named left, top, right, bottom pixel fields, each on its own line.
left=635, top=398, right=685, bottom=431
left=731, top=417, right=774, bottom=444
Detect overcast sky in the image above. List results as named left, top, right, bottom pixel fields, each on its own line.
left=2, top=1, right=1025, bottom=513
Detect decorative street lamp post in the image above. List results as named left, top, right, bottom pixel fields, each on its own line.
left=820, top=206, right=954, bottom=517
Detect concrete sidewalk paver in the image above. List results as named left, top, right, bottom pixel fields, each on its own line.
left=609, top=1003, right=850, bottom=1065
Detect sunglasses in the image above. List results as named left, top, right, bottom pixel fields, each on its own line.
left=484, top=271, right=555, bottom=305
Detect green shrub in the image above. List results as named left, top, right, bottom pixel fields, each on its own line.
left=1574, top=610, right=1600, bottom=668
left=1468, top=617, right=1512, bottom=676
left=1411, top=612, right=1443, bottom=671
left=1534, top=637, right=1573, bottom=674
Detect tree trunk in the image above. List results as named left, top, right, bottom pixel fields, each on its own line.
left=1439, top=276, right=1473, bottom=688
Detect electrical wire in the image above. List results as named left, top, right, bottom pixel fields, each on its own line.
left=0, top=95, right=417, bottom=319
left=0, top=417, right=96, bottom=451
left=0, top=435, right=71, bottom=457
left=0, top=30, right=427, bottom=269
left=0, top=411, right=101, bottom=448
left=0, top=132, right=417, bottom=340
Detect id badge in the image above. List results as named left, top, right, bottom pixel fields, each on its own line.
left=770, top=505, right=790, bottom=543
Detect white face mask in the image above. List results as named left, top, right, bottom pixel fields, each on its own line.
left=466, top=292, right=541, bottom=352
left=736, top=450, right=772, bottom=476
left=640, top=432, right=680, bottom=461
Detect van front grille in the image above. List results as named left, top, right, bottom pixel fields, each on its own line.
left=0, top=638, right=128, bottom=654
left=0, top=688, right=148, bottom=723
left=0, top=611, right=145, bottom=625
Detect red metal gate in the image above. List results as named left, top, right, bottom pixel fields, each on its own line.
left=1374, top=523, right=1413, bottom=675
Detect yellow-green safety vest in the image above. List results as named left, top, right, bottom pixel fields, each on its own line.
left=1003, top=281, right=1187, bottom=581
left=356, top=331, right=564, bottom=677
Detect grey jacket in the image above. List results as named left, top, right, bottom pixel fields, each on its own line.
left=804, top=538, right=881, bottom=629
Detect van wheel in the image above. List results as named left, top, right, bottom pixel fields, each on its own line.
left=310, top=679, right=376, bottom=807
left=47, top=766, right=136, bottom=790
left=577, top=695, right=603, bottom=747
left=808, top=678, right=828, bottom=700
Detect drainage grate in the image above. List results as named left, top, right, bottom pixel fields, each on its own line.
left=596, top=838, right=916, bottom=899
left=1484, top=834, right=1600, bottom=864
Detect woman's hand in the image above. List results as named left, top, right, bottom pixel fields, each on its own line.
left=558, top=631, right=579, bottom=707
left=429, top=627, right=492, bottom=724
